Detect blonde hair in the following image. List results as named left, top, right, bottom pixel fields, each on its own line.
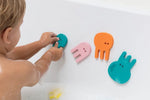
left=0, top=0, right=26, bottom=33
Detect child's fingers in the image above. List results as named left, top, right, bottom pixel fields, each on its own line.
left=51, top=33, right=57, bottom=37
left=54, top=42, right=58, bottom=47
left=59, top=47, right=64, bottom=50
left=51, top=37, right=59, bottom=43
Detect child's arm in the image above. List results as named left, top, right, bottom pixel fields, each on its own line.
left=16, top=42, right=63, bottom=87
left=6, top=32, right=59, bottom=60
left=34, top=42, right=63, bottom=77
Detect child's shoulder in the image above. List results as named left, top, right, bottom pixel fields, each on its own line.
left=0, top=58, right=35, bottom=79
left=0, top=57, right=33, bottom=70
left=0, top=57, right=38, bottom=86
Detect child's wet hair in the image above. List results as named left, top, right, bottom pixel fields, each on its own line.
left=0, top=0, right=26, bottom=33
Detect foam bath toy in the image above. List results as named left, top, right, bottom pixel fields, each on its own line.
left=53, top=33, right=68, bottom=48
left=49, top=88, right=62, bottom=99
left=94, top=32, right=114, bottom=61
left=108, top=51, right=136, bottom=84
left=71, top=42, right=91, bottom=63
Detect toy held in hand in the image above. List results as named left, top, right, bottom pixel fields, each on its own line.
left=94, top=32, right=114, bottom=61
left=108, top=51, right=136, bottom=84
left=53, top=33, right=68, bottom=48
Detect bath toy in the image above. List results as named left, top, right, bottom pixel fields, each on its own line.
left=71, top=42, right=91, bottom=63
left=53, top=33, right=68, bottom=48
left=94, top=32, right=114, bottom=61
left=108, top=51, right=136, bottom=84
left=49, top=88, right=62, bottom=99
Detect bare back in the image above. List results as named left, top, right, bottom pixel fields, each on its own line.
left=0, top=57, right=39, bottom=100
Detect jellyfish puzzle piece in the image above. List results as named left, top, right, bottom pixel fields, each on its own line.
left=49, top=88, right=62, bottom=100
left=71, top=42, right=91, bottom=63
left=94, top=32, right=114, bottom=61
left=108, top=51, right=136, bottom=84
left=53, top=33, right=68, bottom=48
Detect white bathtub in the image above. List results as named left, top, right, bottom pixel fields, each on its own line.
left=66, top=0, right=150, bottom=14
left=21, top=0, right=150, bottom=100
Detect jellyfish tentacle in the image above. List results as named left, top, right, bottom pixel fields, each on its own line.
left=126, top=55, right=131, bottom=62
left=105, top=50, right=110, bottom=61
left=118, top=51, right=127, bottom=62
left=130, top=59, right=136, bottom=69
left=100, top=50, right=104, bottom=60
left=95, top=48, right=99, bottom=59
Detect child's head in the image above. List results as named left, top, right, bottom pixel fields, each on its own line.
left=0, top=0, right=26, bottom=52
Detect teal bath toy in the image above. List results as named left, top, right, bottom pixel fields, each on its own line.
left=108, top=51, right=136, bottom=84
left=53, top=33, right=68, bottom=48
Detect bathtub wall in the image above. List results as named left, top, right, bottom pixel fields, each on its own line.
left=21, top=0, right=150, bottom=100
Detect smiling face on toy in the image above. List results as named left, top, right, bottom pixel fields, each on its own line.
left=94, top=32, right=114, bottom=61
left=94, top=33, right=113, bottom=50
left=108, top=62, right=131, bottom=84
left=108, top=52, right=136, bottom=84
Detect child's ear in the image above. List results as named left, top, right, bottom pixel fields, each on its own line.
left=2, top=27, right=12, bottom=44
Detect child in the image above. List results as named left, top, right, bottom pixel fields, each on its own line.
left=0, top=0, right=63, bottom=100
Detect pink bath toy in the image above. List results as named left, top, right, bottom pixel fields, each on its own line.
left=71, top=42, right=91, bottom=63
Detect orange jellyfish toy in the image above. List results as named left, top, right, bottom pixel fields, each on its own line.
left=94, top=32, right=114, bottom=61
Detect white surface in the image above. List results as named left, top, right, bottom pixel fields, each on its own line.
left=67, top=0, right=150, bottom=14
left=21, top=0, right=150, bottom=100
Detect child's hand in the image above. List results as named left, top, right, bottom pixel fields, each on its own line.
left=39, top=32, right=59, bottom=47
left=49, top=42, right=63, bottom=61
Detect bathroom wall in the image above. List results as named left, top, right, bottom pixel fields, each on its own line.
left=67, top=0, right=150, bottom=13
left=21, top=0, right=150, bottom=100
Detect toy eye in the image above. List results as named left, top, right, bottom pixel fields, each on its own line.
left=119, top=64, right=124, bottom=68
left=107, top=43, right=109, bottom=45
left=83, top=48, right=87, bottom=52
left=104, top=42, right=107, bottom=44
